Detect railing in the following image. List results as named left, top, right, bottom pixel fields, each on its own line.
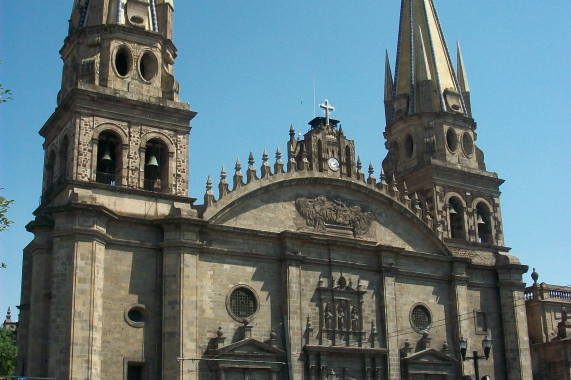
left=144, top=178, right=163, bottom=192
left=95, top=171, right=116, bottom=185
left=525, top=283, right=571, bottom=302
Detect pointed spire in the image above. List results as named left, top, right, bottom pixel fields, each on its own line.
left=416, top=27, right=432, bottom=81
left=261, top=148, right=272, bottom=179
left=457, top=40, right=472, bottom=117
left=456, top=40, right=470, bottom=93
left=384, top=50, right=395, bottom=124
left=233, top=157, right=244, bottom=190
left=204, top=176, right=215, bottom=207
left=247, top=151, right=258, bottom=183
left=274, top=146, right=284, bottom=174
left=391, top=0, right=467, bottom=120
left=384, top=50, right=394, bottom=102
left=367, top=162, right=376, bottom=185
left=356, top=156, right=365, bottom=182
left=218, top=166, right=229, bottom=199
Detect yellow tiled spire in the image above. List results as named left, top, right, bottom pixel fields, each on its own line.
left=388, top=0, right=467, bottom=122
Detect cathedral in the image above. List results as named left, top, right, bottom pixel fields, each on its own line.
left=17, top=1, right=534, bottom=379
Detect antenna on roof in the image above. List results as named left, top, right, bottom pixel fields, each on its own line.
left=313, top=75, right=316, bottom=118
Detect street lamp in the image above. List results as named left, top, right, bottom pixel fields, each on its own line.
left=326, top=368, right=337, bottom=380
left=459, top=336, right=492, bottom=380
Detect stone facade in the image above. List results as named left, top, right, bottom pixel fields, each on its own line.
left=16, top=1, right=534, bottom=379
left=525, top=272, right=571, bottom=380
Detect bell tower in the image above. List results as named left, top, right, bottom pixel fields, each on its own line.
left=19, top=1, right=196, bottom=378
left=382, top=0, right=504, bottom=246
left=41, top=0, right=195, bottom=201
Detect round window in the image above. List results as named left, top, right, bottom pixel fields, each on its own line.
left=114, top=46, right=132, bottom=77
left=446, top=128, right=458, bottom=152
left=462, top=132, right=474, bottom=157
left=124, top=304, right=147, bottom=327
left=410, top=304, right=431, bottom=332
left=139, top=51, right=158, bottom=82
left=227, top=286, right=258, bottom=321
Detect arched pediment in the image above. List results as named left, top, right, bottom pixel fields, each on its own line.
left=202, top=173, right=449, bottom=255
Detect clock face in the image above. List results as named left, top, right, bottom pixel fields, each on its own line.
left=327, top=157, right=340, bottom=171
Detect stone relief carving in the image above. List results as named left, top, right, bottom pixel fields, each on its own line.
left=295, top=196, right=374, bottom=237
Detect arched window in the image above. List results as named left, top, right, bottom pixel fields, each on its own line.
left=144, top=139, right=167, bottom=192
left=476, top=203, right=493, bottom=244
left=96, top=131, right=121, bottom=185
left=45, top=150, right=56, bottom=189
left=345, top=146, right=352, bottom=178
left=58, top=136, right=69, bottom=181
left=448, top=197, right=465, bottom=239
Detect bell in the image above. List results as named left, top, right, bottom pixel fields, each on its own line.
left=448, top=203, right=457, bottom=215
left=100, top=150, right=112, bottom=163
left=477, top=213, right=486, bottom=225
left=146, top=154, right=159, bottom=167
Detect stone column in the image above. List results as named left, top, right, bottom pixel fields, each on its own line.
left=497, top=265, right=533, bottom=380
left=379, top=250, right=400, bottom=380
left=161, top=221, right=201, bottom=380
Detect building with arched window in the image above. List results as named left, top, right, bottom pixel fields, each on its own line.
left=17, top=1, right=534, bottom=379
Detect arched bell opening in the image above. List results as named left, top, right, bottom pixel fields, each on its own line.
left=448, top=197, right=465, bottom=240
left=96, top=131, right=122, bottom=185
left=476, top=202, right=493, bottom=244
left=144, top=139, right=168, bottom=192
left=317, top=140, right=324, bottom=172
left=58, top=135, right=69, bottom=181
left=345, top=145, right=352, bottom=178
left=45, top=150, right=56, bottom=190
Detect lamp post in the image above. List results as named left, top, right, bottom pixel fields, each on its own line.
left=326, top=368, right=337, bottom=380
left=459, top=335, right=492, bottom=380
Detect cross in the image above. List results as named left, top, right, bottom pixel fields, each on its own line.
left=319, top=99, right=335, bottom=125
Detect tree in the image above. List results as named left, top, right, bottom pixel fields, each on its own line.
left=0, top=59, right=12, bottom=104
left=0, top=329, right=17, bottom=376
left=0, top=191, right=13, bottom=269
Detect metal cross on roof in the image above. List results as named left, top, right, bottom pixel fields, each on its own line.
left=319, top=99, right=335, bottom=126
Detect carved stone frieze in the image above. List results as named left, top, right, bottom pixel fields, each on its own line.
left=295, top=196, right=374, bottom=237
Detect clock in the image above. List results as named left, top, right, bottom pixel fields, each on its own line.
left=327, top=157, right=340, bottom=171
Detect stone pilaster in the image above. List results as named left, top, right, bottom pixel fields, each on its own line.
left=48, top=209, right=108, bottom=380
left=25, top=225, right=53, bottom=377
left=497, top=265, right=533, bottom=380
left=161, top=221, right=202, bottom=380
left=380, top=250, right=400, bottom=380
left=283, top=251, right=304, bottom=379
left=450, top=260, right=471, bottom=378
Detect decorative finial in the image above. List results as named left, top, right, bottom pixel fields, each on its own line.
left=217, top=326, right=224, bottom=337
left=531, top=268, right=539, bottom=284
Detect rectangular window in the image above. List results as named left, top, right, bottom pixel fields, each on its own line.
left=475, top=310, right=488, bottom=334
left=127, top=362, right=144, bottom=380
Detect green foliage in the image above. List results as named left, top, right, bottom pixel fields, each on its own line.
left=0, top=329, right=17, bottom=376
left=0, top=195, right=13, bottom=233
left=0, top=196, right=14, bottom=232
left=0, top=191, right=13, bottom=269
left=0, top=60, right=12, bottom=104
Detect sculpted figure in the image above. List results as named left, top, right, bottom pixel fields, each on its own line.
left=324, top=302, right=333, bottom=329
left=351, top=306, right=359, bottom=331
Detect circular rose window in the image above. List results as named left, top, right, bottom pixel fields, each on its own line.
left=227, top=286, right=259, bottom=322
left=410, top=304, right=431, bottom=332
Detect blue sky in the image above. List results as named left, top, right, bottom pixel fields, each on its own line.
left=0, top=1, right=569, bottom=318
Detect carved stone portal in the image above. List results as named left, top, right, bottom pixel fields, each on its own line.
left=295, top=196, right=374, bottom=237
